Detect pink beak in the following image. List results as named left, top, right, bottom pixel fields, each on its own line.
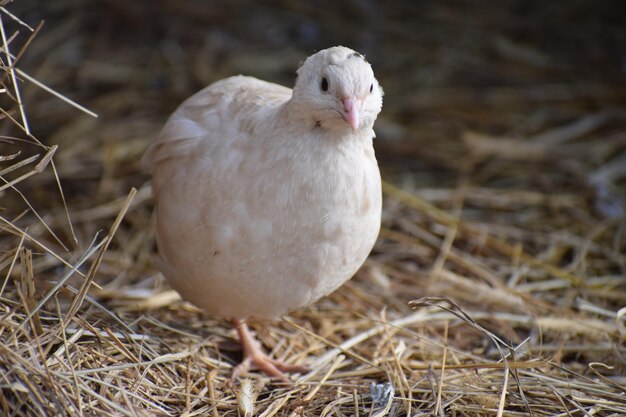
left=342, top=97, right=360, bottom=130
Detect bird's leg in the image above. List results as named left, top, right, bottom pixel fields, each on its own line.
left=231, top=318, right=308, bottom=382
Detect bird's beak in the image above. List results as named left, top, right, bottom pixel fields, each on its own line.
left=342, top=97, right=360, bottom=130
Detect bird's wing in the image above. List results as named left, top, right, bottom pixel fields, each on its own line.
left=142, top=75, right=292, bottom=170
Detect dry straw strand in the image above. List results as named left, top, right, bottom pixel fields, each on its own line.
left=1, top=1, right=624, bottom=416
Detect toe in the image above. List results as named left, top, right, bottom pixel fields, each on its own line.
left=231, top=357, right=252, bottom=381
left=233, top=352, right=305, bottom=382
left=251, top=355, right=291, bottom=382
left=269, top=360, right=309, bottom=374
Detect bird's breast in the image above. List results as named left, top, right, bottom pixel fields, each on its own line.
left=155, top=132, right=381, bottom=318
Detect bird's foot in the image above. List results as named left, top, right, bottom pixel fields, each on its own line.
left=231, top=319, right=308, bottom=382
left=232, top=349, right=308, bottom=382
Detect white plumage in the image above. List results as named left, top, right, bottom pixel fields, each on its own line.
left=143, top=46, right=383, bottom=379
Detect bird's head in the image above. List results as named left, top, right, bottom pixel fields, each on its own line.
left=292, top=46, right=383, bottom=133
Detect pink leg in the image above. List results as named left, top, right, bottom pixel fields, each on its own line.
left=231, top=319, right=308, bottom=382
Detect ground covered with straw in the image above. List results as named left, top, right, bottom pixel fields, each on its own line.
left=1, top=1, right=625, bottom=415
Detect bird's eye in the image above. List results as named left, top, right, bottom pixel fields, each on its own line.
left=369, top=83, right=373, bottom=93
left=321, top=77, right=329, bottom=92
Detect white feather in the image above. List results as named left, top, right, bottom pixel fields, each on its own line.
left=144, top=46, right=383, bottom=319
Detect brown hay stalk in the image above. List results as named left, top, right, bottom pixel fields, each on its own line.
left=1, top=1, right=625, bottom=416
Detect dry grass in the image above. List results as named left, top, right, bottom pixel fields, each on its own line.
left=1, top=1, right=625, bottom=415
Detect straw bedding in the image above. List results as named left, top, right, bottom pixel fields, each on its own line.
left=1, top=1, right=625, bottom=415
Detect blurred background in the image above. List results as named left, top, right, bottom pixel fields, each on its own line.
left=3, top=0, right=626, bottom=308
left=9, top=0, right=626, bottom=197
left=1, top=1, right=626, bottom=413
left=2, top=0, right=625, bottom=312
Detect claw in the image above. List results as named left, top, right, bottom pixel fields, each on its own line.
left=231, top=319, right=308, bottom=382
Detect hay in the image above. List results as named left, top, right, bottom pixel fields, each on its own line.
left=1, top=0, right=625, bottom=415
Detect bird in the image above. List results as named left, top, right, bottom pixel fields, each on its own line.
left=143, top=46, right=383, bottom=380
